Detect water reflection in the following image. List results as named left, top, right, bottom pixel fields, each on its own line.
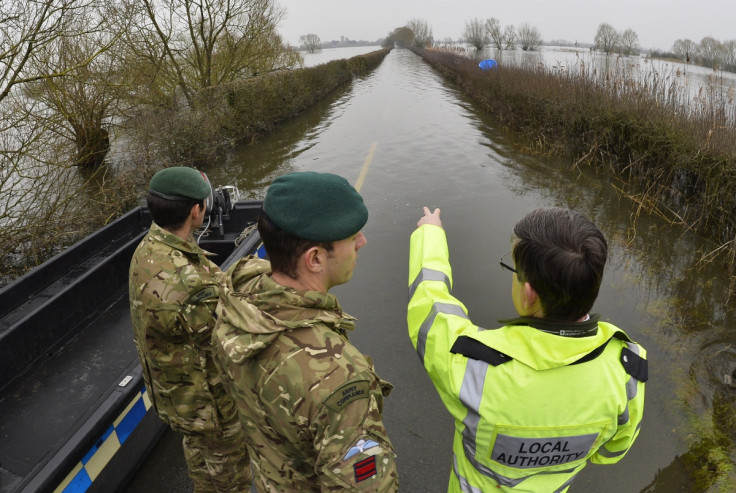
left=640, top=453, right=696, bottom=492
left=299, top=45, right=383, bottom=67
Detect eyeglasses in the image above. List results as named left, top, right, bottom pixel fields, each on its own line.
left=499, top=250, right=517, bottom=274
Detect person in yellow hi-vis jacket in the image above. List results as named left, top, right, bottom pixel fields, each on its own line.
left=407, top=206, right=647, bottom=493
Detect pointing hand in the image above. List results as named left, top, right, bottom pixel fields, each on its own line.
left=417, top=207, right=443, bottom=229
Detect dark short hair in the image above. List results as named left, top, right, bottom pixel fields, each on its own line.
left=257, top=214, right=334, bottom=279
left=146, top=191, right=203, bottom=230
left=512, top=207, right=607, bottom=321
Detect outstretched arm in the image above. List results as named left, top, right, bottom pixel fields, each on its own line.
left=408, top=207, right=475, bottom=419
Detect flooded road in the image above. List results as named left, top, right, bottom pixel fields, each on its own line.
left=128, top=48, right=736, bottom=492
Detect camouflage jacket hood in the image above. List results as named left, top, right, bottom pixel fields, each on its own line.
left=216, top=256, right=357, bottom=359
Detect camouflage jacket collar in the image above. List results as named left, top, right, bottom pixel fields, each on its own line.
left=148, top=222, right=214, bottom=257
left=220, top=257, right=357, bottom=340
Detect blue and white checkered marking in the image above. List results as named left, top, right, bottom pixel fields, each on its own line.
left=54, top=384, right=152, bottom=493
left=255, top=243, right=266, bottom=258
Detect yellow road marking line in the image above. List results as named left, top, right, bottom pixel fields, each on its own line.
left=355, top=141, right=378, bottom=192
left=383, top=98, right=393, bottom=120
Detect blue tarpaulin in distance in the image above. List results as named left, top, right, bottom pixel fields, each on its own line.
left=479, top=59, right=498, bottom=71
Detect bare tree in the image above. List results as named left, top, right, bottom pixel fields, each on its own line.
left=620, top=29, right=639, bottom=56
left=503, top=25, right=516, bottom=50
left=299, top=34, right=322, bottom=53
left=0, top=0, right=93, bottom=103
left=487, top=18, right=515, bottom=51
left=594, top=23, right=619, bottom=54
left=0, top=0, right=117, bottom=276
left=487, top=17, right=503, bottom=50
left=672, top=36, right=735, bottom=70
left=122, top=0, right=300, bottom=107
left=26, top=7, right=126, bottom=168
left=407, top=18, right=433, bottom=48
left=724, top=40, right=736, bottom=70
left=464, top=18, right=488, bottom=51
left=699, top=36, right=726, bottom=69
left=517, top=23, right=542, bottom=51
left=672, top=38, right=697, bottom=63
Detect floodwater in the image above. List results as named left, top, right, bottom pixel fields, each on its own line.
left=127, top=48, right=736, bottom=492
left=300, top=45, right=381, bottom=67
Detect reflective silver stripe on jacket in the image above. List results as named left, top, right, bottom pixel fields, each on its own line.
left=455, top=334, right=526, bottom=487
left=453, top=454, right=484, bottom=493
left=624, top=341, right=640, bottom=395
left=408, top=268, right=450, bottom=301
left=410, top=268, right=463, bottom=363
left=617, top=342, right=640, bottom=427
left=599, top=341, right=643, bottom=456
left=598, top=418, right=642, bottom=457
left=416, top=302, right=469, bottom=363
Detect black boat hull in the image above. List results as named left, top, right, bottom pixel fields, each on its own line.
left=0, top=201, right=263, bottom=493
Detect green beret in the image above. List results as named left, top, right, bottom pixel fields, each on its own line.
left=264, top=172, right=368, bottom=242
left=149, top=166, right=211, bottom=200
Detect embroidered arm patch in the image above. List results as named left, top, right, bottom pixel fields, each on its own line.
left=354, top=455, right=377, bottom=482
left=186, top=286, right=219, bottom=305
left=324, top=380, right=371, bottom=412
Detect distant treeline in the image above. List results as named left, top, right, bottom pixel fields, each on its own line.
left=653, top=36, right=736, bottom=73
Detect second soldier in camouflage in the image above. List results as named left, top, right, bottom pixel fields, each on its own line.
left=129, top=167, right=250, bottom=492
left=212, top=172, right=399, bottom=491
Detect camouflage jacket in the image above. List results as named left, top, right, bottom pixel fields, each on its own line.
left=212, top=256, right=399, bottom=492
left=129, top=222, right=238, bottom=435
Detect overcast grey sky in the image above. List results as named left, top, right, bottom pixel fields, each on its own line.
left=276, top=0, right=734, bottom=51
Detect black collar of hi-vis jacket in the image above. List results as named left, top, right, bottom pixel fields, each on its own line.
left=450, top=315, right=648, bottom=382
left=496, top=314, right=601, bottom=338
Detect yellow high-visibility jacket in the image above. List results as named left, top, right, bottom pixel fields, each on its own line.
left=407, top=224, right=647, bottom=493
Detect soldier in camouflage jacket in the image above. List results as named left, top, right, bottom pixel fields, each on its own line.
left=212, top=172, right=399, bottom=492
left=129, top=167, right=250, bottom=492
